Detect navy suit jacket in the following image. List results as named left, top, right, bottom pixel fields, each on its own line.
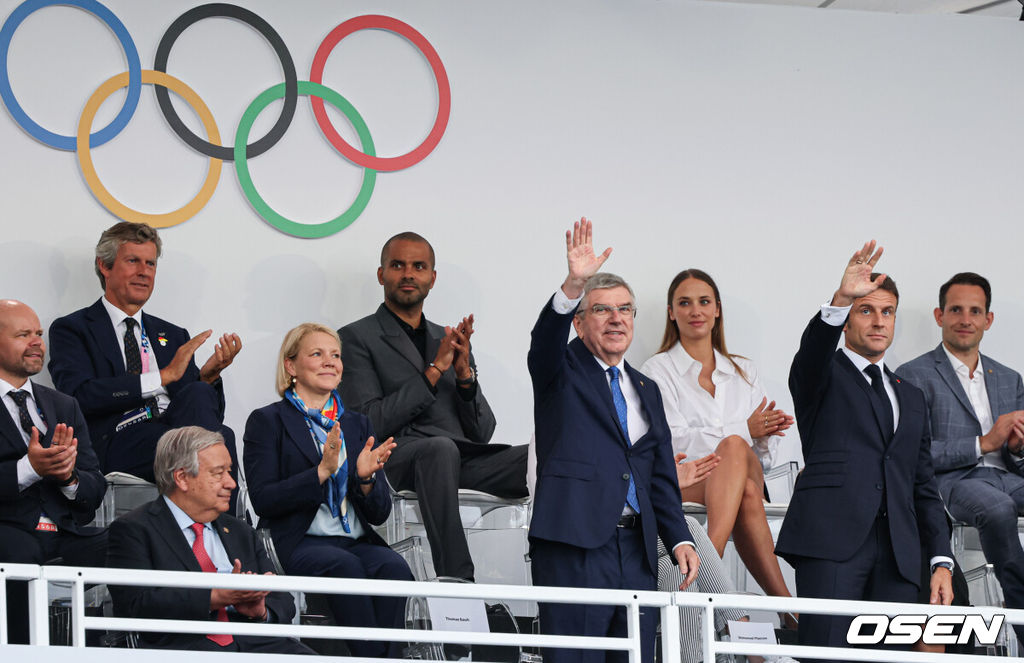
left=527, top=296, right=691, bottom=575
left=898, top=344, right=1024, bottom=502
left=243, top=400, right=392, bottom=565
left=106, top=497, right=295, bottom=650
left=776, top=313, right=951, bottom=585
left=0, top=382, right=105, bottom=536
left=48, top=299, right=224, bottom=462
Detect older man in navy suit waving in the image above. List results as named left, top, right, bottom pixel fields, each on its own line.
left=528, top=219, right=698, bottom=663
left=776, top=241, right=954, bottom=660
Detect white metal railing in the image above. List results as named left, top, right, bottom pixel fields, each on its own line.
left=3, top=564, right=1024, bottom=662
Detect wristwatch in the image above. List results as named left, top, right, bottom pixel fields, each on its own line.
left=931, top=561, right=954, bottom=573
left=358, top=473, right=376, bottom=485
left=456, top=367, right=477, bottom=386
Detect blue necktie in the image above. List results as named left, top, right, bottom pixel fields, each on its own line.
left=608, top=366, right=641, bottom=513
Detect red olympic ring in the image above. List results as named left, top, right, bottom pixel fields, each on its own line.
left=309, top=15, right=451, bottom=172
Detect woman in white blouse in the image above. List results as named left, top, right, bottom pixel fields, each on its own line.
left=641, top=268, right=795, bottom=603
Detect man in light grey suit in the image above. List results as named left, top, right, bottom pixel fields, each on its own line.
left=898, top=272, right=1024, bottom=644
left=338, top=232, right=528, bottom=580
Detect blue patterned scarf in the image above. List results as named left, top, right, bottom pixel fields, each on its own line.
left=285, top=388, right=350, bottom=532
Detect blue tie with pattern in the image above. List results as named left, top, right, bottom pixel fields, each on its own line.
left=608, top=366, right=641, bottom=513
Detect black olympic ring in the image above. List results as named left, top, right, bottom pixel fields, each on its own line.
left=152, top=2, right=297, bottom=161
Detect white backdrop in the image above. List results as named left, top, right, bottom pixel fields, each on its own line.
left=1, top=0, right=1022, bottom=467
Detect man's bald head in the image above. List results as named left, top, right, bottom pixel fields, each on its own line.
left=0, top=300, right=45, bottom=387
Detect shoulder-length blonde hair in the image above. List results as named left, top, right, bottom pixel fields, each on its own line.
left=657, top=269, right=749, bottom=383
left=275, top=323, right=342, bottom=396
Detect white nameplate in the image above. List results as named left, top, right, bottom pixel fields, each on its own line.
left=727, top=619, right=777, bottom=644
left=426, top=596, right=490, bottom=633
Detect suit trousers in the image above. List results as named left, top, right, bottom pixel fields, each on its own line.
left=105, top=382, right=237, bottom=507
left=384, top=437, right=528, bottom=579
left=793, top=514, right=918, bottom=663
left=945, top=466, right=1024, bottom=646
left=285, top=534, right=414, bottom=657
left=532, top=526, right=657, bottom=663
left=0, top=523, right=107, bottom=644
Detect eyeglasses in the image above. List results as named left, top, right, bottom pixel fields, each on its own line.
left=585, top=304, right=637, bottom=318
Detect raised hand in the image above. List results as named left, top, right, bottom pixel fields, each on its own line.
left=426, top=327, right=458, bottom=386
left=833, top=240, right=886, bottom=307
left=317, top=423, right=343, bottom=483
left=160, top=329, right=212, bottom=386
left=562, top=217, right=612, bottom=299
left=200, top=332, right=243, bottom=383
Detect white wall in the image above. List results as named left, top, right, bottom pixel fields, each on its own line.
left=1, top=0, right=1022, bottom=467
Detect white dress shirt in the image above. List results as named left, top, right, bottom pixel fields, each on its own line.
left=0, top=378, right=77, bottom=499
left=640, top=343, right=779, bottom=469
left=940, top=346, right=1003, bottom=470
left=101, top=297, right=169, bottom=413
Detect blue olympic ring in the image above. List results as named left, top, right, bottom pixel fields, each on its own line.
left=0, top=0, right=141, bottom=151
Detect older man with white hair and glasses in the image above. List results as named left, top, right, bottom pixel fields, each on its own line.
left=106, top=425, right=314, bottom=654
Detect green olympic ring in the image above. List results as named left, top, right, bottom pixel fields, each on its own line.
left=235, top=80, right=376, bottom=239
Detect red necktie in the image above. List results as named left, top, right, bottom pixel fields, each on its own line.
left=190, top=522, right=233, bottom=646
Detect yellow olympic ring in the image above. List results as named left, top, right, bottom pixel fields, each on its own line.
left=77, top=69, right=222, bottom=228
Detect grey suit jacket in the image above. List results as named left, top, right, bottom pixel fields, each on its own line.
left=898, top=344, right=1024, bottom=501
left=338, top=304, right=499, bottom=455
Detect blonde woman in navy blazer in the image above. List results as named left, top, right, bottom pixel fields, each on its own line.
left=243, top=323, right=412, bottom=658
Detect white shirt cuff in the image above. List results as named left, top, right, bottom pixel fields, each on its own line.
left=552, top=289, right=583, bottom=315
left=671, top=540, right=696, bottom=552
left=819, top=302, right=852, bottom=326
left=17, top=455, right=42, bottom=490
left=60, top=482, right=79, bottom=500
left=140, top=372, right=162, bottom=397
left=976, top=437, right=983, bottom=459
left=930, top=556, right=954, bottom=570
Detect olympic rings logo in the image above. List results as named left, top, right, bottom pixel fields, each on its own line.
left=0, top=0, right=451, bottom=238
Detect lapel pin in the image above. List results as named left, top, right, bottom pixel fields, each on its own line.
left=895, top=378, right=900, bottom=384
left=157, top=334, right=168, bottom=347
left=989, top=369, right=993, bottom=374
left=222, top=526, right=229, bottom=533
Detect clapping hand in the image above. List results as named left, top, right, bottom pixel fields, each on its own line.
left=747, top=398, right=795, bottom=438
left=674, top=452, right=719, bottom=490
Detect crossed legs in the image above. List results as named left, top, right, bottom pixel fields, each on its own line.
left=680, top=435, right=791, bottom=600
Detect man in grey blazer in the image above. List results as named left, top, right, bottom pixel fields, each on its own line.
left=338, top=232, right=528, bottom=580
left=898, top=272, right=1024, bottom=643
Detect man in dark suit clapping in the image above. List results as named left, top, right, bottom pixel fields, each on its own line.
left=0, top=299, right=106, bottom=643
left=528, top=218, right=697, bottom=663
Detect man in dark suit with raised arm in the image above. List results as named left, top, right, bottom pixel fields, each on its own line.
left=48, top=222, right=241, bottom=483
left=898, top=272, right=1024, bottom=646
left=528, top=219, right=698, bottom=663
left=338, top=231, right=527, bottom=581
left=776, top=241, right=953, bottom=659
left=106, top=425, right=313, bottom=654
left=0, top=299, right=106, bottom=644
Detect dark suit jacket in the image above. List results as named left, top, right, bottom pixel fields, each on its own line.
left=775, top=314, right=951, bottom=585
left=106, top=497, right=295, bottom=650
left=243, top=400, right=392, bottom=564
left=898, top=344, right=1024, bottom=502
left=338, top=304, right=498, bottom=455
left=527, top=296, right=692, bottom=575
left=0, top=382, right=105, bottom=537
left=48, top=299, right=224, bottom=461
